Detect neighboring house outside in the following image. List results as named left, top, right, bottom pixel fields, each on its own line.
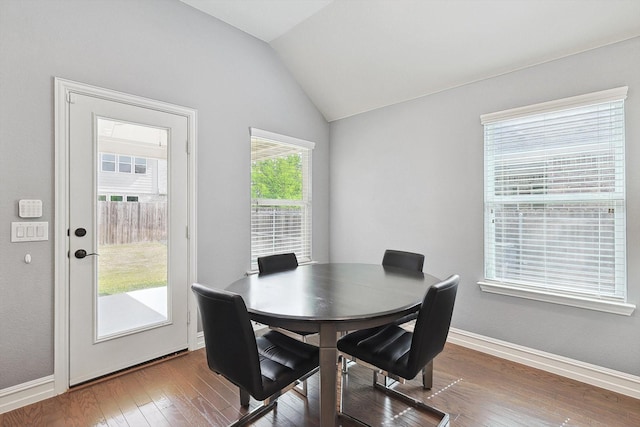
left=98, top=152, right=168, bottom=203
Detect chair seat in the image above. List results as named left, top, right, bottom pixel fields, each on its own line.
left=255, top=330, right=319, bottom=400
left=338, top=324, right=417, bottom=380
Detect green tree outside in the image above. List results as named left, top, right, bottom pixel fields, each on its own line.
left=251, top=155, right=303, bottom=200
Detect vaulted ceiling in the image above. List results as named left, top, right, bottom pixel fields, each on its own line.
left=180, top=0, right=640, bottom=121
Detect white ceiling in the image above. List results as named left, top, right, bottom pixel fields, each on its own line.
left=180, top=0, right=640, bottom=122
left=179, top=0, right=334, bottom=41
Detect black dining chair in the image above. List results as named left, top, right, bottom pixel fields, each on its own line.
left=382, top=249, right=425, bottom=326
left=257, top=252, right=299, bottom=274
left=341, top=249, right=427, bottom=376
left=256, top=252, right=317, bottom=395
left=382, top=249, right=425, bottom=272
left=191, top=283, right=319, bottom=427
left=336, top=274, right=459, bottom=427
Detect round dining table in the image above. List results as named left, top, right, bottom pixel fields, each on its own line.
left=226, top=263, right=442, bottom=427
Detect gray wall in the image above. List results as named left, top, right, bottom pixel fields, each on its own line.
left=0, top=0, right=329, bottom=389
left=330, top=37, right=640, bottom=376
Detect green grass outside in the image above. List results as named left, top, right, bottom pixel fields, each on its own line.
left=98, top=242, right=167, bottom=296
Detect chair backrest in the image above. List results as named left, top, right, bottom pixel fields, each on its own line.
left=257, top=252, right=299, bottom=274
left=191, top=283, right=263, bottom=396
left=407, top=274, right=459, bottom=375
left=382, top=249, right=425, bottom=272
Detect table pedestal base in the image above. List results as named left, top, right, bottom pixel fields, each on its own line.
left=319, top=324, right=338, bottom=427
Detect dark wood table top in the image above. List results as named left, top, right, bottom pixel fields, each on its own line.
left=226, top=263, right=441, bottom=332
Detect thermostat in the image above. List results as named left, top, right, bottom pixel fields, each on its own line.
left=19, top=199, right=43, bottom=218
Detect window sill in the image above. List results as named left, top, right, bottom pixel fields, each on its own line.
left=478, top=280, right=636, bottom=316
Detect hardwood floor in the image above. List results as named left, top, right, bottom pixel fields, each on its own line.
left=2, top=343, right=638, bottom=426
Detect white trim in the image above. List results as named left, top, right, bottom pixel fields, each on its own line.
left=0, top=376, right=55, bottom=414
left=54, top=78, right=70, bottom=395
left=250, top=127, right=316, bottom=150
left=54, top=78, right=198, bottom=395
left=480, top=86, right=628, bottom=124
left=478, top=280, right=636, bottom=316
left=186, top=93, right=199, bottom=353
left=447, top=328, right=640, bottom=400
left=196, top=331, right=206, bottom=349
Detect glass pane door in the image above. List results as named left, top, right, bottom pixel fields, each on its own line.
left=96, top=118, right=169, bottom=339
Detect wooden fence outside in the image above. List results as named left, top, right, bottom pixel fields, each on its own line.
left=98, top=201, right=167, bottom=245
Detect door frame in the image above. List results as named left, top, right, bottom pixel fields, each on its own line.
left=54, top=78, right=198, bottom=394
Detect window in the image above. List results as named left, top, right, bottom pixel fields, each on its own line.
left=101, top=153, right=116, bottom=172
left=480, top=87, right=634, bottom=315
left=99, top=194, right=137, bottom=202
left=250, top=128, right=314, bottom=270
left=118, top=155, right=132, bottom=173
left=134, top=157, right=147, bottom=174
left=100, top=153, right=147, bottom=174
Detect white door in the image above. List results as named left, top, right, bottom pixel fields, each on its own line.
left=68, top=92, right=189, bottom=385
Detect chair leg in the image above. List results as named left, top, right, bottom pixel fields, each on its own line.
left=373, top=370, right=402, bottom=389
left=234, top=371, right=318, bottom=427
left=292, top=365, right=319, bottom=397
left=341, top=353, right=357, bottom=374
left=294, top=377, right=308, bottom=396
left=371, top=361, right=432, bottom=389
left=231, top=395, right=277, bottom=427
left=423, top=359, right=434, bottom=389
left=341, top=359, right=448, bottom=427
left=239, top=388, right=250, bottom=406
left=337, top=356, right=344, bottom=413
left=337, top=356, right=370, bottom=426
left=338, top=331, right=352, bottom=374
left=373, top=378, right=449, bottom=427
left=292, top=335, right=311, bottom=396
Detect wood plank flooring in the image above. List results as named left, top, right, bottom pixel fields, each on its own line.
left=2, top=343, right=638, bottom=426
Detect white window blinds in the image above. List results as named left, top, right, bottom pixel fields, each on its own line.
left=250, top=128, right=314, bottom=270
left=481, top=87, right=627, bottom=301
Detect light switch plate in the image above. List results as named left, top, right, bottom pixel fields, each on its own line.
left=11, top=222, right=48, bottom=242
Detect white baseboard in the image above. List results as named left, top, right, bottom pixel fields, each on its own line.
left=0, top=375, right=55, bottom=415
left=196, top=331, right=205, bottom=349
left=447, top=327, right=640, bottom=400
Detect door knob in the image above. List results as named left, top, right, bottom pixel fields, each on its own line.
left=74, top=249, right=99, bottom=259
left=75, top=228, right=87, bottom=237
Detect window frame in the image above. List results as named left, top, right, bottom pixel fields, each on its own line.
left=479, top=87, right=634, bottom=316
left=118, top=155, right=132, bottom=173
left=100, top=153, right=147, bottom=175
left=249, top=128, right=314, bottom=271
left=134, top=157, right=147, bottom=174
left=101, top=153, right=116, bottom=172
